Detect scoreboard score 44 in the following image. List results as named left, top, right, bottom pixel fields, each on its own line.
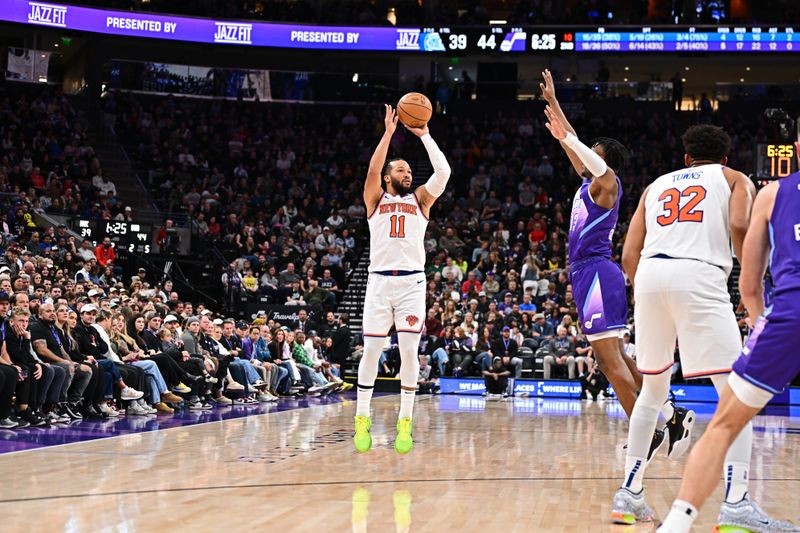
left=755, top=143, right=799, bottom=180
left=76, top=220, right=153, bottom=254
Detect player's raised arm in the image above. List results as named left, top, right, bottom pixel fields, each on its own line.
left=544, top=106, right=618, bottom=199
left=540, top=69, right=583, bottom=176
left=723, top=167, right=757, bottom=264
left=365, top=104, right=398, bottom=216
left=738, top=181, right=778, bottom=322
left=409, top=124, right=451, bottom=214
left=621, top=186, right=650, bottom=286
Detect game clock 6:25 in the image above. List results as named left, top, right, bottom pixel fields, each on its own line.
left=756, top=143, right=798, bottom=180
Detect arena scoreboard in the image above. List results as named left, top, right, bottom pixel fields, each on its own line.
left=75, top=220, right=153, bottom=254
left=755, top=143, right=799, bottom=180
left=4, top=1, right=800, bottom=54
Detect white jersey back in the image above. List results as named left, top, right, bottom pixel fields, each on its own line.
left=642, top=163, right=733, bottom=275
left=367, top=191, right=428, bottom=272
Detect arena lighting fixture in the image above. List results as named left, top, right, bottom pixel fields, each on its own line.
left=685, top=66, right=690, bottom=70
left=352, top=73, right=359, bottom=82
left=623, top=77, right=628, bottom=81
left=746, top=67, right=751, bottom=71
left=681, top=78, right=687, bottom=82
left=489, top=20, right=507, bottom=24
left=624, top=66, right=629, bottom=70
left=740, top=77, right=745, bottom=82
left=386, top=7, right=396, bottom=25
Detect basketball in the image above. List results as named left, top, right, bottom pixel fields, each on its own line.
left=397, top=92, right=432, bottom=128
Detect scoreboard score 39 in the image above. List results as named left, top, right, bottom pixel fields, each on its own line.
left=75, top=220, right=153, bottom=254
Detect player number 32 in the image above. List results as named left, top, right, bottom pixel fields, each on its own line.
left=656, top=186, right=706, bottom=226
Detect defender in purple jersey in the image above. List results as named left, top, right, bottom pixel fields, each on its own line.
left=541, top=70, right=645, bottom=420
left=659, top=168, right=800, bottom=533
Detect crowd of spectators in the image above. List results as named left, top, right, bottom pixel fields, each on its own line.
left=0, top=252, right=358, bottom=430
left=0, top=85, right=129, bottom=224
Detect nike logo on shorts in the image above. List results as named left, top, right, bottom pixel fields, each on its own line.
left=416, top=280, right=424, bottom=284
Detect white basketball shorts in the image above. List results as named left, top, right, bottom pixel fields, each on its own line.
left=634, top=257, right=741, bottom=379
left=362, top=271, right=426, bottom=338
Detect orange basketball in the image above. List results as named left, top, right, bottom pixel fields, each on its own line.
left=397, top=92, right=432, bottom=128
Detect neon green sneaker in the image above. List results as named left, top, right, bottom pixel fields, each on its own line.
left=394, top=417, right=413, bottom=454
left=353, top=415, right=372, bottom=453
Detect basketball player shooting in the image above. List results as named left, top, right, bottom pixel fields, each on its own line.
left=610, top=125, right=789, bottom=531
left=541, top=70, right=690, bottom=439
left=354, top=104, right=451, bottom=454
left=658, top=142, right=800, bottom=533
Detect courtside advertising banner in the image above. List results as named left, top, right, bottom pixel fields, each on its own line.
left=438, top=378, right=799, bottom=404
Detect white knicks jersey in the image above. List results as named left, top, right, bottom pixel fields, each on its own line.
left=641, top=163, right=733, bottom=275
left=367, top=191, right=428, bottom=272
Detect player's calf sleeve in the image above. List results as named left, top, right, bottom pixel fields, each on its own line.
left=397, top=336, right=420, bottom=389
left=397, top=334, right=421, bottom=420
left=357, top=337, right=385, bottom=417
left=710, top=374, right=752, bottom=503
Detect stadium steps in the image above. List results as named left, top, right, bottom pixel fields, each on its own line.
left=70, top=96, right=159, bottom=219
left=339, top=244, right=370, bottom=332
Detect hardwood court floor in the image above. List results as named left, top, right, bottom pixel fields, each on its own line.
left=0, top=394, right=798, bottom=532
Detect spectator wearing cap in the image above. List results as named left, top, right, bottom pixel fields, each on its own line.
left=315, top=227, right=335, bottom=252
left=73, top=304, right=144, bottom=408
left=94, top=238, right=115, bottom=268
left=163, top=314, right=182, bottom=337
left=482, top=272, right=500, bottom=298
left=497, top=291, right=515, bottom=314
left=543, top=326, right=577, bottom=380
left=483, top=326, right=522, bottom=378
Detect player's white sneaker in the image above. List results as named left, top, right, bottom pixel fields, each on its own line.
left=610, top=488, right=655, bottom=525
left=715, top=497, right=800, bottom=532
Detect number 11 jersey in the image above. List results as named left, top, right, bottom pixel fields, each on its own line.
left=642, top=163, right=733, bottom=275
left=366, top=192, right=429, bottom=272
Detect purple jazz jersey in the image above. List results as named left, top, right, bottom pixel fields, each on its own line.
left=732, top=172, right=800, bottom=394
left=571, top=257, right=628, bottom=336
left=568, top=176, right=627, bottom=336
left=568, top=176, right=622, bottom=265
